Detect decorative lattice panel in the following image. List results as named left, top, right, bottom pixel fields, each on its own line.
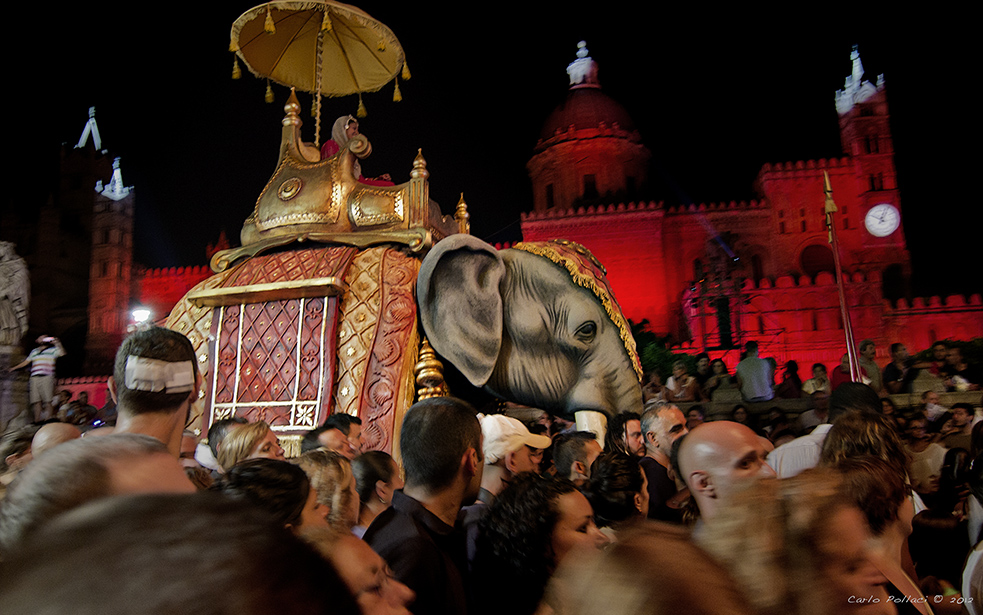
left=209, top=297, right=338, bottom=433
left=202, top=247, right=355, bottom=434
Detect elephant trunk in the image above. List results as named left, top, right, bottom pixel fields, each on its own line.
left=563, top=356, right=643, bottom=420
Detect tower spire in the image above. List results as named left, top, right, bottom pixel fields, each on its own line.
left=834, top=46, right=884, bottom=115
left=76, top=106, right=104, bottom=152
left=99, top=157, right=132, bottom=201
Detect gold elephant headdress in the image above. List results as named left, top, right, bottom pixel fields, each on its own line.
left=512, top=239, right=642, bottom=382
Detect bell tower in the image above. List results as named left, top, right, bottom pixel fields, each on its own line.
left=834, top=46, right=909, bottom=299
left=835, top=48, right=902, bottom=243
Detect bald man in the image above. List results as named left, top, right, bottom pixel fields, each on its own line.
left=677, top=421, right=775, bottom=522
left=30, top=423, right=81, bottom=459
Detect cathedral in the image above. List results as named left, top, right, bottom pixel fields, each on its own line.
left=520, top=45, right=981, bottom=368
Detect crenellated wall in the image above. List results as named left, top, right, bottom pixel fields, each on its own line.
left=883, top=294, right=983, bottom=351
left=133, top=266, right=213, bottom=324
left=684, top=268, right=983, bottom=368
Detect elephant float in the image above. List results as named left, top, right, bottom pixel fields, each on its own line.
left=165, top=91, right=642, bottom=456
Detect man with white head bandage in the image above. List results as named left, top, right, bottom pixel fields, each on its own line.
left=106, top=327, right=201, bottom=458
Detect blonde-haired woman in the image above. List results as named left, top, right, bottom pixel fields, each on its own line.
left=295, top=449, right=359, bottom=533
left=215, top=421, right=284, bottom=472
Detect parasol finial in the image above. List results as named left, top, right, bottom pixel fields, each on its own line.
left=283, top=88, right=301, bottom=126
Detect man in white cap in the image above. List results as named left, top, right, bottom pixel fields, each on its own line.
left=462, top=413, right=551, bottom=566
left=477, top=414, right=551, bottom=500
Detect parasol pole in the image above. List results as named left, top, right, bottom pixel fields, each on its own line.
left=313, top=14, right=326, bottom=149
left=823, top=172, right=862, bottom=382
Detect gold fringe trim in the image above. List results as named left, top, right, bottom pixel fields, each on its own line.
left=512, top=241, right=643, bottom=382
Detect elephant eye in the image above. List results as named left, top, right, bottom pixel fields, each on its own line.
left=575, top=321, right=597, bottom=342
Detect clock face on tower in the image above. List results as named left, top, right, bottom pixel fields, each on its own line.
left=864, top=203, right=900, bottom=237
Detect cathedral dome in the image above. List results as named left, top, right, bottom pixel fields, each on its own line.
left=526, top=42, right=650, bottom=214
left=540, top=87, right=636, bottom=141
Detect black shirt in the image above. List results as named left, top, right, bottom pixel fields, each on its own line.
left=364, top=490, right=469, bottom=615
left=640, top=456, right=684, bottom=523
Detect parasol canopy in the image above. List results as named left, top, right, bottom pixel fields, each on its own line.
left=231, top=0, right=408, bottom=114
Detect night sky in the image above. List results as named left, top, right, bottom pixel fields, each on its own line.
left=7, top=5, right=976, bottom=298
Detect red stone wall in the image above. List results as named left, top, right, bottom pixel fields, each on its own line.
left=134, top=266, right=212, bottom=324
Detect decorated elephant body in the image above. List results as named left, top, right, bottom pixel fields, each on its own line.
left=417, top=234, right=643, bottom=420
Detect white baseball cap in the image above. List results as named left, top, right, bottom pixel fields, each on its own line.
left=480, top=414, right=552, bottom=464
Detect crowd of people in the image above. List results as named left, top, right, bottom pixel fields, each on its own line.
left=642, top=339, right=981, bottom=406
left=1, top=326, right=981, bottom=615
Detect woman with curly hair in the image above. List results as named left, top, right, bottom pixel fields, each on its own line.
left=471, top=473, right=608, bottom=615
left=215, top=421, right=285, bottom=472
left=294, top=449, right=359, bottom=533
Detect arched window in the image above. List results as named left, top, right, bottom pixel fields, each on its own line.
left=800, top=245, right=835, bottom=277
left=751, top=255, right=764, bottom=282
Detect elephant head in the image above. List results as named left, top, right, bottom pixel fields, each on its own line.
left=417, top=234, right=643, bottom=419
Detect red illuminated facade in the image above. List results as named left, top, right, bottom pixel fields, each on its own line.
left=521, top=46, right=982, bottom=366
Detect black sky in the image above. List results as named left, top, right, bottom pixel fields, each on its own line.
left=7, top=5, right=977, bottom=298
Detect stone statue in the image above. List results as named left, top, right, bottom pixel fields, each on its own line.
left=0, top=242, right=29, bottom=347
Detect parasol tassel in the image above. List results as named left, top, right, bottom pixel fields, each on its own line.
left=232, top=57, right=242, bottom=80
left=265, top=82, right=275, bottom=103
left=264, top=5, right=275, bottom=34
left=229, top=38, right=239, bottom=53
left=321, top=10, right=332, bottom=31
left=402, top=62, right=411, bottom=81
left=377, top=38, right=386, bottom=51
left=357, top=96, right=367, bottom=118
left=393, top=78, right=402, bottom=102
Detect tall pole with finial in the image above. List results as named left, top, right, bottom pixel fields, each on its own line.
left=824, top=171, right=861, bottom=382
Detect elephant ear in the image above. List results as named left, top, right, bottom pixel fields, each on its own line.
left=417, top=234, right=505, bottom=386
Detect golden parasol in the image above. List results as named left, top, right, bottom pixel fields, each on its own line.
left=230, top=0, right=410, bottom=145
